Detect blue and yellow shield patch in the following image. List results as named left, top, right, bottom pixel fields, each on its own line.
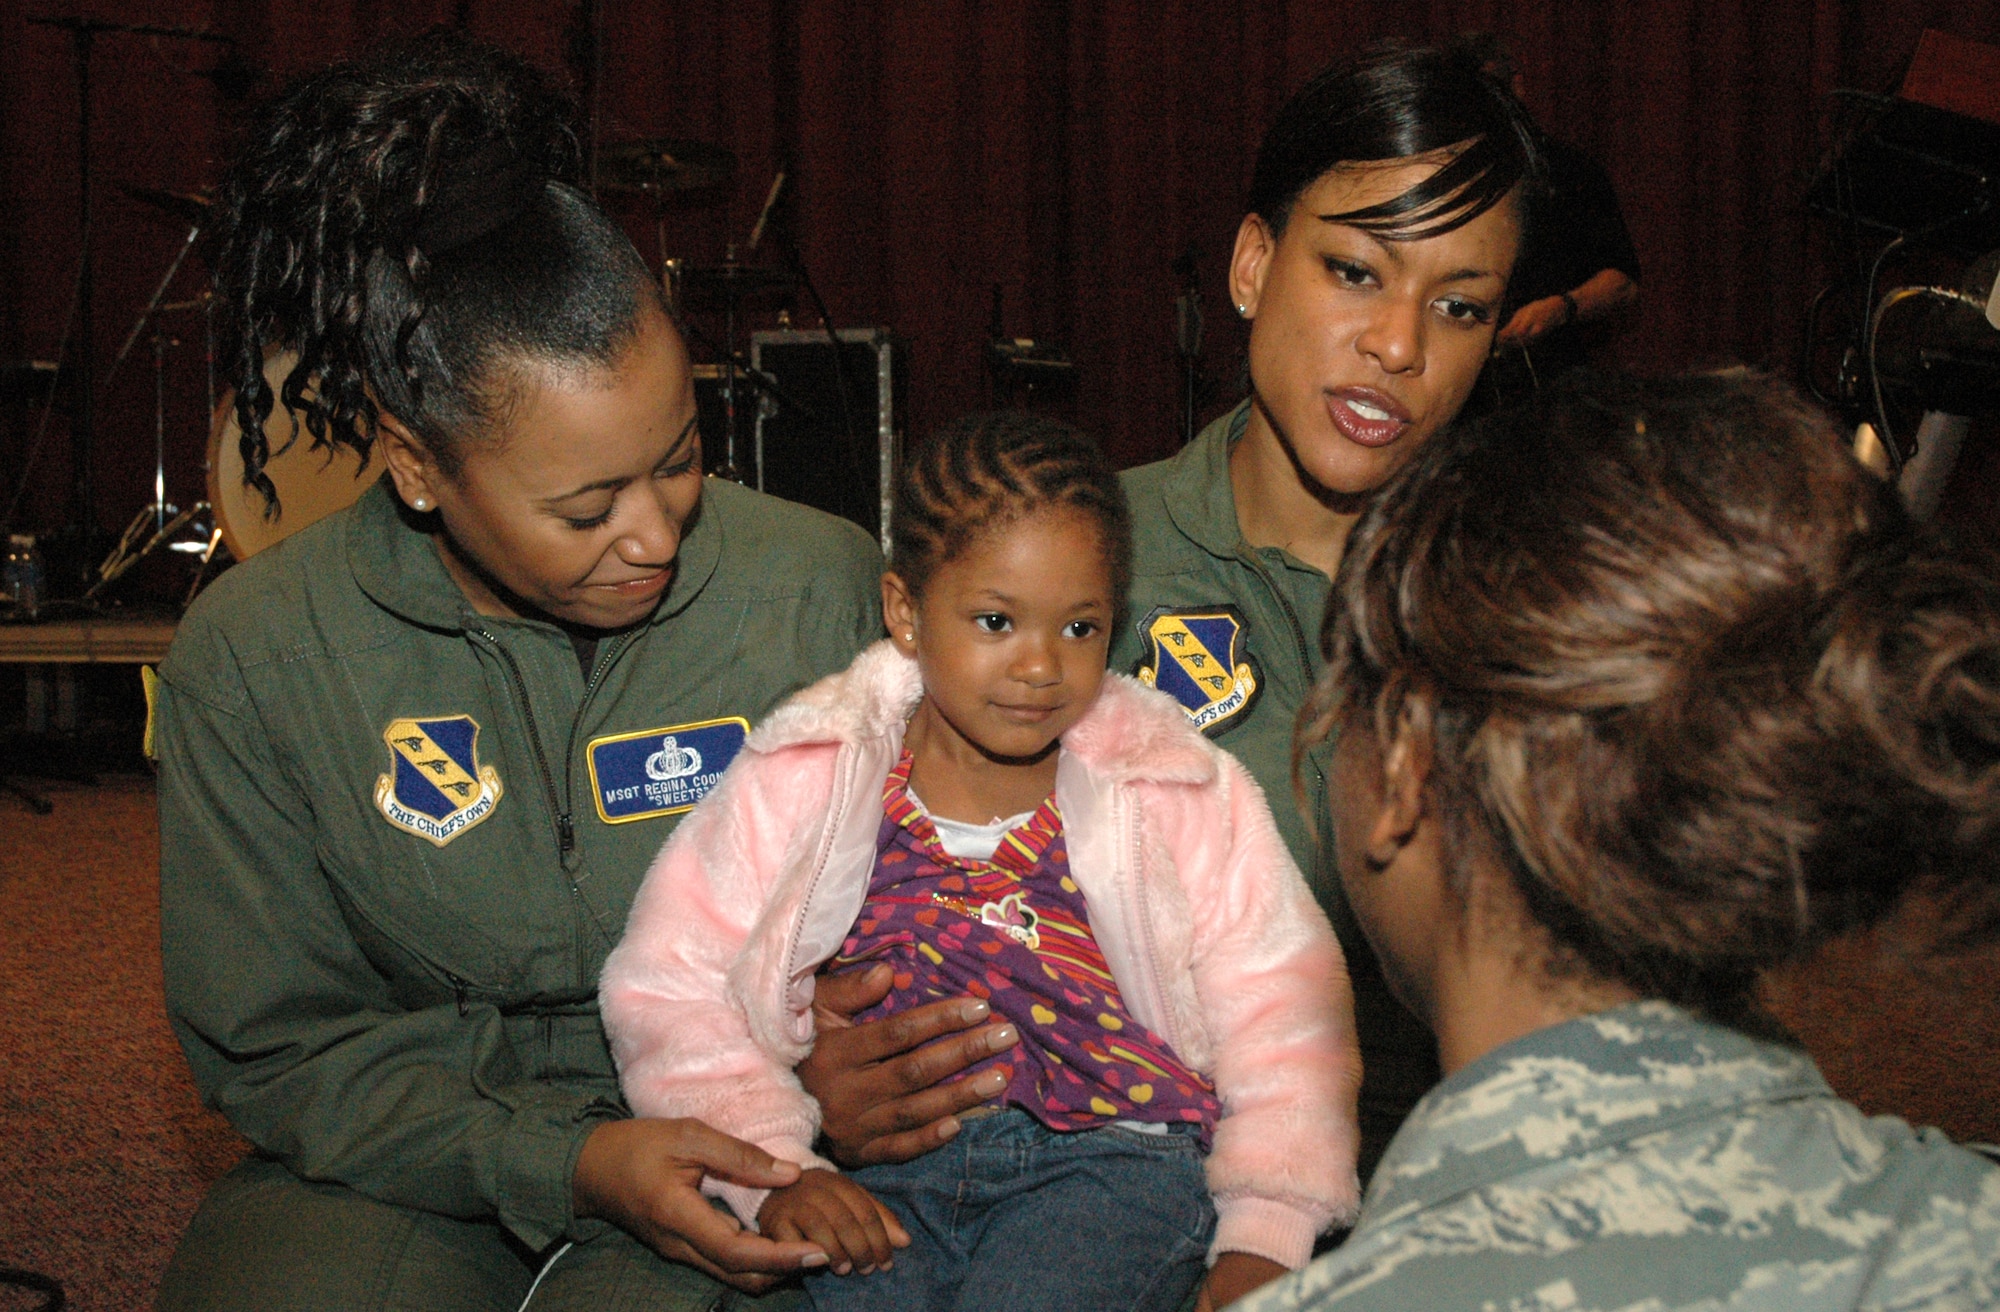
left=1134, top=606, right=1261, bottom=735
left=373, top=716, right=504, bottom=846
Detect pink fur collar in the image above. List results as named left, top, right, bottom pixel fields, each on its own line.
left=747, top=639, right=1216, bottom=787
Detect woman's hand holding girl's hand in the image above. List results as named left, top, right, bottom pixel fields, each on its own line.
left=1197, top=1252, right=1290, bottom=1311
left=756, top=1168, right=910, bottom=1276
left=572, top=1117, right=831, bottom=1293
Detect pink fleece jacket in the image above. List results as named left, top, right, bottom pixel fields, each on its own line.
left=600, top=640, right=1361, bottom=1269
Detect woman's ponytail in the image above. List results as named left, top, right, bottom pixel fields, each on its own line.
left=1808, top=546, right=2000, bottom=944
left=212, top=33, right=650, bottom=510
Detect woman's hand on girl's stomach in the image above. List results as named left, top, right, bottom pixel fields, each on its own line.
left=1199, top=1251, right=1290, bottom=1311
left=571, top=1117, right=831, bottom=1293
left=756, top=1168, right=910, bottom=1276
left=797, top=962, right=1019, bottom=1166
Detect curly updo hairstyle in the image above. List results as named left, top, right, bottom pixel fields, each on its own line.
left=211, top=32, right=660, bottom=510
left=889, top=412, right=1132, bottom=607
left=1301, top=370, right=2000, bottom=1020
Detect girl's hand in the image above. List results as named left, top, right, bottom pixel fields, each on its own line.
left=1198, top=1252, right=1289, bottom=1310
left=572, top=1117, right=830, bottom=1294
left=757, top=1168, right=910, bottom=1276
left=797, top=962, right=1019, bottom=1166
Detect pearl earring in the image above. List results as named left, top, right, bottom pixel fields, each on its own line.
left=1236, top=303, right=1248, bottom=318
left=411, top=496, right=430, bottom=511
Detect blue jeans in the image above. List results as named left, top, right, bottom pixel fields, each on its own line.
left=803, top=1110, right=1215, bottom=1312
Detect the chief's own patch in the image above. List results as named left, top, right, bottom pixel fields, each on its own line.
left=1134, top=606, right=1261, bottom=735
left=374, top=715, right=504, bottom=846
left=587, top=717, right=748, bottom=824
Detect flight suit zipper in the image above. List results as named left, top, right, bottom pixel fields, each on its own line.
left=1235, top=548, right=1327, bottom=803
left=473, top=626, right=635, bottom=978
left=445, top=969, right=472, bottom=1016
left=557, top=632, right=634, bottom=868
left=470, top=628, right=634, bottom=860
left=472, top=627, right=573, bottom=859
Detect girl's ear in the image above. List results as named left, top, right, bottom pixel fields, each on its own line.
left=375, top=413, right=446, bottom=513
left=881, top=572, right=919, bottom=653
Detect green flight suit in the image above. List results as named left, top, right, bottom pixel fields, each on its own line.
left=1113, top=402, right=1440, bottom=1185
left=154, top=479, right=882, bottom=1311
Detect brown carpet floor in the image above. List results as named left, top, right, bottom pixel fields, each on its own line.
left=1, top=776, right=1995, bottom=1311
left=2, top=778, right=245, bottom=1312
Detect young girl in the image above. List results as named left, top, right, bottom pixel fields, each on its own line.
left=602, top=412, right=1360, bottom=1312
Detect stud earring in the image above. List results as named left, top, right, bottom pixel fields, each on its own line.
left=904, top=632, right=914, bottom=642
left=411, top=496, right=430, bottom=511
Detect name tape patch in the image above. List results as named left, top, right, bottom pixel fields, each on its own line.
left=587, top=717, right=748, bottom=824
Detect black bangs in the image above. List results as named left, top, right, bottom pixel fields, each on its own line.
left=1249, top=44, right=1545, bottom=239
left=1319, top=137, right=1528, bottom=240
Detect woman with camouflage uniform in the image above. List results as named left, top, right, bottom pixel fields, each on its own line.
left=1243, top=371, right=2000, bottom=1311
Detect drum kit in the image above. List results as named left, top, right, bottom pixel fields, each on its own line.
left=5, top=109, right=799, bottom=612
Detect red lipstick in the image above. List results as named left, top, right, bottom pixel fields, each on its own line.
left=1325, top=387, right=1412, bottom=448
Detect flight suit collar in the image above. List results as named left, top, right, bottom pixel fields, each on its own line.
left=1162, top=400, right=1254, bottom=561
left=345, top=478, right=723, bottom=632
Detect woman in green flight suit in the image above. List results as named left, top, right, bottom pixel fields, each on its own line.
left=1111, top=46, right=1542, bottom=1190
left=154, top=36, right=879, bottom=1312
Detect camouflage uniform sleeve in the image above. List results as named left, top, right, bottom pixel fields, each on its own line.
left=1228, top=1007, right=2000, bottom=1311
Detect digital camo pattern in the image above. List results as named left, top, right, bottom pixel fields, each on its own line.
left=1235, top=1002, right=2000, bottom=1312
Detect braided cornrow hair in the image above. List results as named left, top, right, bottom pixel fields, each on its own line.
left=890, top=412, right=1132, bottom=607
left=211, top=32, right=657, bottom=513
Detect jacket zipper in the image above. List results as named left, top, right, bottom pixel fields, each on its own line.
left=782, top=744, right=857, bottom=995
left=1121, top=792, right=1181, bottom=1055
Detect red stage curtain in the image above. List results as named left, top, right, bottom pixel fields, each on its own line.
left=2, top=0, right=1998, bottom=535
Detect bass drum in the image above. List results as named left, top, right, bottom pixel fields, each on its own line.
left=207, top=352, right=385, bottom=561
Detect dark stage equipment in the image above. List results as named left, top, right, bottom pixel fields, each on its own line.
left=750, top=329, right=901, bottom=554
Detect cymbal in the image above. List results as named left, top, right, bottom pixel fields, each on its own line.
left=677, top=262, right=795, bottom=295
left=597, top=138, right=735, bottom=196
left=120, top=183, right=213, bottom=229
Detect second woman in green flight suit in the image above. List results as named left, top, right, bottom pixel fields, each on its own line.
left=1111, top=46, right=1542, bottom=1189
